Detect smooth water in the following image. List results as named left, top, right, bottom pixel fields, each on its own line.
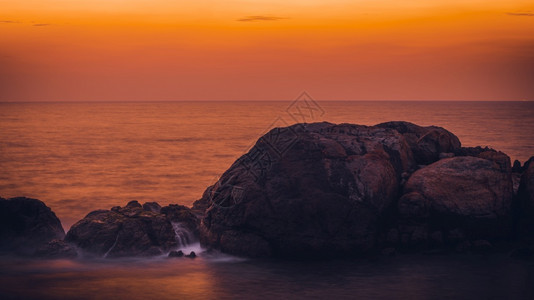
left=0, top=253, right=533, bottom=299
left=1, top=101, right=534, bottom=299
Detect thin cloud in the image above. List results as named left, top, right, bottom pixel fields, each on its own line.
left=0, top=20, right=21, bottom=24
left=237, top=16, right=288, bottom=22
left=33, top=23, right=51, bottom=26
left=506, top=11, right=534, bottom=16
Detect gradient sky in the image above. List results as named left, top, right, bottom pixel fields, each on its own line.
left=1, top=0, right=533, bottom=101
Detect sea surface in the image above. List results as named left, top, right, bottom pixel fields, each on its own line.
left=1, top=251, right=533, bottom=300
left=1, top=101, right=534, bottom=299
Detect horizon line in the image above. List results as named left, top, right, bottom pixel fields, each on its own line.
left=1, top=99, right=533, bottom=103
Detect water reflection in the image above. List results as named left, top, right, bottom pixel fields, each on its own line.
left=1, top=254, right=533, bottom=299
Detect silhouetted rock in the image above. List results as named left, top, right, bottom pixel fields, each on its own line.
left=0, top=197, right=65, bottom=256
left=161, top=204, right=199, bottom=239
left=126, top=200, right=142, bottom=209
left=35, top=239, right=78, bottom=259
left=375, top=121, right=461, bottom=165
left=517, top=156, right=534, bottom=236
left=143, top=202, right=162, bottom=213
left=198, top=122, right=461, bottom=258
left=65, top=202, right=179, bottom=257
left=398, top=155, right=513, bottom=245
left=168, top=250, right=184, bottom=258
left=512, top=160, right=522, bottom=173
left=185, top=251, right=196, bottom=258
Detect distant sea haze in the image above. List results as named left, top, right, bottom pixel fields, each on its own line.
left=1, top=101, right=533, bottom=229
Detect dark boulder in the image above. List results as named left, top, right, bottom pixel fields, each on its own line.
left=168, top=250, right=184, bottom=258
left=198, top=122, right=460, bottom=258
left=143, top=202, right=162, bottom=213
left=512, top=160, right=522, bottom=173
left=0, top=197, right=65, bottom=256
left=398, top=155, right=513, bottom=246
left=517, top=157, right=534, bottom=236
left=375, top=121, right=461, bottom=165
left=161, top=204, right=199, bottom=238
left=65, top=202, right=180, bottom=257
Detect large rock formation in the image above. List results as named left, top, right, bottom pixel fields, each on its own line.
left=195, top=121, right=461, bottom=258
left=517, top=157, right=534, bottom=237
left=65, top=201, right=198, bottom=257
left=0, top=197, right=65, bottom=256
left=3, top=121, right=528, bottom=260
left=397, top=151, right=513, bottom=248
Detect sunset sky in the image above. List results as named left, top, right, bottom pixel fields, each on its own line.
left=1, top=0, right=533, bottom=101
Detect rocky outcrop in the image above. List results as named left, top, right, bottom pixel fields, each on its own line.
left=517, top=157, right=534, bottom=236
left=161, top=204, right=199, bottom=238
left=376, top=121, right=461, bottom=165
left=35, top=239, right=78, bottom=258
left=397, top=154, right=513, bottom=248
left=65, top=201, right=198, bottom=257
left=197, top=122, right=461, bottom=258
left=0, top=197, right=65, bottom=256
left=3, top=121, right=529, bottom=260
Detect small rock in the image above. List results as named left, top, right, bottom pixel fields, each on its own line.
left=185, top=251, right=196, bottom=258
left=66, top=201, right=180, bottom=257
left=0, top=197, right=65, bottom=256
left=126, top=200, right=142, bottom=208
left=35, top=239, right=77, bottom=259
left=512, top=160, right=522, bottom=173
left=168, top=250, right=184, bottom=258
left=143, top=202, right=162, bottom=213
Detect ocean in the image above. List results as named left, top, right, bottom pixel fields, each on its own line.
left=1, top=101, right=534, bottom=299
left=1, top=101, right=533, bottom=229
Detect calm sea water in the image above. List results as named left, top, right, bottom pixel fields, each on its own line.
left=1, top=101, right=534, bottom=299
left=1, top=252, right=533, bottom=300
left=1, top=101, right=533, bottom=229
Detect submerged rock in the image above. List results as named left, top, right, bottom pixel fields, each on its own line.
left=168, top=250, right=184, bottom=258
left=197, top=121, right=461, bottom=258
left=0, top=197, right=65, bottom=256
left=65, top=201, right=198, bottom=257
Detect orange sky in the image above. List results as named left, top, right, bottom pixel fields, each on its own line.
left=1, top=0, right=533, bottom=101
